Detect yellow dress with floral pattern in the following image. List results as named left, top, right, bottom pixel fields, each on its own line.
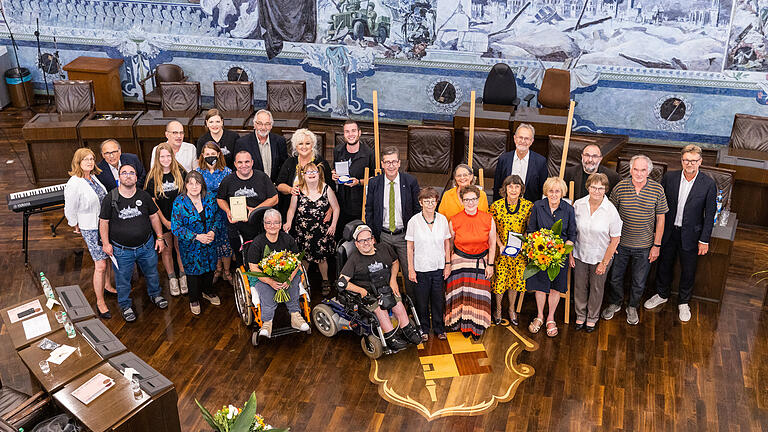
left=489, top=198, right=533, bottom=294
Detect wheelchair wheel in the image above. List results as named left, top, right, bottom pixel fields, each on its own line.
left=251, top=331, right=259, bottom=347
left=312, top=304, right=338, bottom=337
left=233, top=268, right=254, bottom=326
left=361, top=334, right=383, bottom=359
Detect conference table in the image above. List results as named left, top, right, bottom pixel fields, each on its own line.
left=79, top=111, right=144, bottom=160
left=22, top=113, right=87, bottom=185
left=0, top=295, right=65, bottom=350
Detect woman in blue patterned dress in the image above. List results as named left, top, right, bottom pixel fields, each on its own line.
left=171, top=171, right=222, bottom=315
left=196, top=142, right=234, bottom=284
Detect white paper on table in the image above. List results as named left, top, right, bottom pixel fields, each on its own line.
left=109, top=254, right=119, bottom=270
left=7, top=299, right=43, bottom=323
left=22, top=314, right=51, bottom=340
left=334, top=161, right=350, bottom=177
left=48, top=345, right=77, bottom=365
left=45, top=298, right=60, bottom=310
left=122, top=367, right=138, bottom=381
left=71, top=373, right=115, bottom=405
left=502, top=232, right=523, bottom=257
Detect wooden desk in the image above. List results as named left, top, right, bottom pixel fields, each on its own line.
left=134, top=111, right=193, bottom=170
left=54, top=363, right=180, bottom=432
left=22, top=113, right=87, bottom=185
left=63, top=57, right=125, bottom=110
left=452, top=102, right=515, bottom=130
left=513, top=107, right=568, bottom=156
left=245, top=112, right=308, bottom=135
left=0, top=295, right=64, bottom=350
left=718, top=148, right=768, bottom=227
left=79, top=111, right=143, bottom=160
left=17, top=329, right=103, bottom=393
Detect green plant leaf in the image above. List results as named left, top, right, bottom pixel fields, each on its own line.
left=551, top=219, right=562, bottom=236
left=244, top=271, right=270, bottom=279
left=194, top=398, right=220, bottom=431
left=523, top=262, right=540, bottom=280
left=563, top=244, right=573, bottom=254
left=232, top=392, right=259, bottom=432
left=547, top=265, right=561, bottom=281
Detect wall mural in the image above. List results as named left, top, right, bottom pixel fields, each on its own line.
left=726, top=0, right=768, bottom=71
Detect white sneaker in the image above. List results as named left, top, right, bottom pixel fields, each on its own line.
left=290, top=312, right=310, bottom=331
left=169, top=278, right=180, bottom=296
left=179, top=275, right=188, bottom=294
left=259, top=321, right=273, bottom=338
left=678, top=304, right=691, bottom=322
left=643, top=294, right=668, bottom=310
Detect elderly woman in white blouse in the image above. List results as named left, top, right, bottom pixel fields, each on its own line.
left=64, top=148, right=113, bottom=319
left=569, top=173, right=622, bottom=333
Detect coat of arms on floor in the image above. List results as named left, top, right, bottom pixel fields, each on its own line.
left=369, top=323, right=539, bottom=420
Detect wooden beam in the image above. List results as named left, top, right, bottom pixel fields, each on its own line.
left=558, top=99, right=576, bottom=179
left=468, top=90, right=476, bottom=169
left=361, top=167, right=370, bottom=223
left=373, top=91, right=381, bottom=175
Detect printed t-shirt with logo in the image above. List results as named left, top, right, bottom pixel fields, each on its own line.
left=99, top=188, right=159, bottom=247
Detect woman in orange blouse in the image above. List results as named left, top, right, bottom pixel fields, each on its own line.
left=444, top=185, right=496, bottom=340
left=438, top=164, right=489, bottom=221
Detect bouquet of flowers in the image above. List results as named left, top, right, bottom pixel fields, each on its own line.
left=245, top=245, right=304, bottom=303
left=521, top=219, right=573, bottom=281
left=195, top=392, right=288, bottom=432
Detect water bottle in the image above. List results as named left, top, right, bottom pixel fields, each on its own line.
left=40, top=272, right=55, bottom=300
left=64, top=319, right=76, bottom=339
left=714, top=190, right=723, bottom=224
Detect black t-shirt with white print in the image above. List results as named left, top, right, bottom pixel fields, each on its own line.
left=99, top=188, right=159, bottom=247
left=217, top=171, right=277, bottom=208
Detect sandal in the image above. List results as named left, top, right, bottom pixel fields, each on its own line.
left=546, top=321, right=558, bottom=337
left=493, top=311, right=502, bottom=325
left=528, top=317, right=543, bottom=334
left=212, top=268, right=222, bottom=284
left=509, top=308, right=519, bottom=326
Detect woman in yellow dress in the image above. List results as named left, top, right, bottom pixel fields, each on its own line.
left=438, top=164, right=489, bottom=221
left=489, top=174, right=532, bottom=326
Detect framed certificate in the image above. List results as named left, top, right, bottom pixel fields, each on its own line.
left=230, top=196, right=248, bottom=222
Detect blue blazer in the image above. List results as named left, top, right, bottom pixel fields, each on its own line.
left=364, top=172, right=421, bottom=240
left=660, top=170, right=717, bottom=251
left=171, top=193, right=221, bottom=275
left=493, top=150, right=548, bottom=203
left=233, top=132, right=288, bottom=183
left=95, top=153, right=147, bottom=192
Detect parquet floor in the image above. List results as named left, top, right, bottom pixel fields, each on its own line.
left=0, top=106, right=766, bottom=431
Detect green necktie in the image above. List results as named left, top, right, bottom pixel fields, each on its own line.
left=389, top=181, right=396, bottom=232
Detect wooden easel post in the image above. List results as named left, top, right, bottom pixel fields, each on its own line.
left=361, top=167, right=370, bottom=223
left=558, top=100, right=577, bottom=179
left=560, top=180, right=574, bottom=324
left=468, top=91, right=476, bottom=170
left=373, top=91, right=381, bottom=176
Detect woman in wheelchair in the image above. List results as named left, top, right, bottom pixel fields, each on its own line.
left=337, top=225, right=422, bottom=351
left=246, top=209, right=310, bottom=338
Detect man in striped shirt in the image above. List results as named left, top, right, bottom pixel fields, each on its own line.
left=601, top=155, right=668, bottom=325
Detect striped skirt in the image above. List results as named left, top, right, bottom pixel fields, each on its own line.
left=444, top=253, right=492, bottom=337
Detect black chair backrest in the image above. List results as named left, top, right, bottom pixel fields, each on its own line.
left=482, top=63, right=517, bottom=106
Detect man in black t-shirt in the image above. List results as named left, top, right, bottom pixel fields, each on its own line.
left=217, top=151, right=279, bottom=245
left=339, top=225, right=421, bottom=351
left=99, top=163, right=168, bottom=322
left=331, top=120, right=375, bottom=238
left=246, top=209, right=309, bottom=338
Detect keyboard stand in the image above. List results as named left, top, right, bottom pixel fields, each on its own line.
left=50, top=215, right=66, bottom=237
left=22, top=204, right=64, bottom=266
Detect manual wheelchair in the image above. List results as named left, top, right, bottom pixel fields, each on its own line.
left=311, top=220, right=423, bottom=359
left=230, top=207, right=312, bottom=346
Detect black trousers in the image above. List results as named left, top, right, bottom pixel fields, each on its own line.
left=655, top=227, right=699, bottom=304
left=188, top=271, right=215, bottom=304
left=414, top=270, right=445, bottom=334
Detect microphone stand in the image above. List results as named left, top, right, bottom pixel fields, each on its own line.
left=34, top=18, right=52, bottom=111
left=0, top=4, right=35, bottom=111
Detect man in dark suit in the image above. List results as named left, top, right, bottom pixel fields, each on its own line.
left=644, top=144, right=716, bottom=322
left=234, top=109, right=288, bottom=183
left=95, top=138, right=146, bottom=192
left=365, top=146, right=421, bottom=293
left=494, top=123, right=548, bottom=203
left=564, top=144, right=621, bottom=200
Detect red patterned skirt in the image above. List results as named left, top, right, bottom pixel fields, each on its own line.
left=444, top=249, right=492, bottom=337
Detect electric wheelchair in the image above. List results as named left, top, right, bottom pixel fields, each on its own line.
left=231, top=207, right=312, bottom=346
left=311, top=220, right=423, bottom=359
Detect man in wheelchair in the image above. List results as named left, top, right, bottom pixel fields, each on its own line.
left=337, top=224, right=422, bottom=351
left=247, top=209, right=310, bottom=338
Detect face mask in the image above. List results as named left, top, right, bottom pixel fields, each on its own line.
left=204, top=156, right=218, bottom=166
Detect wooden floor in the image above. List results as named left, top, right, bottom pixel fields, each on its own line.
left=1, top=106, right=767, bottom=431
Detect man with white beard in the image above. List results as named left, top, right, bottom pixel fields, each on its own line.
left=233, top=109, right=288, bottom=184
left=564, top=144, right=621, bottom=201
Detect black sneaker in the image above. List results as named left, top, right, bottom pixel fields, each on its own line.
left=152, top=296, right=168, bottom=309
left=121, top=307, right=136, bottom=322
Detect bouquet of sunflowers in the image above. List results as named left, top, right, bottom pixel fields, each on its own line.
left=245, top=245, right=304, bottom=303
left=521, top=219, right=573, bottom=281
left=195, top=392, right=288, bottom=432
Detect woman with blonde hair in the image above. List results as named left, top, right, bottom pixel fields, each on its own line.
left=283, top=161, right=340, bottom=294
left=438, top=164, right=489, bottom=221
left=146, top=142, right=187, bottom=296
left=276, top=128, right=333, bottom=215
left=196, top=142, right=234, bottom=284
left=64, top=148, right=113, bottom=318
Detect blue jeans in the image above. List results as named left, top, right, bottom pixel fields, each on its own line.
left=414, top=270, right=445, bottom=334
left=112, top=237, right=161, bottom=310
left=607, top=245, right=652, bottom=308
left=251, top=275, right=301, bottom=322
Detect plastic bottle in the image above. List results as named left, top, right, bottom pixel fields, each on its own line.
left=40, top=272, right=55, bottom=300
left=64, top=319, right=76, bottom=338
left=714, top=190, right=723, bottom=224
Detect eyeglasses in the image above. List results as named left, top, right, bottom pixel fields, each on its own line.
left=421, top=199, right=437, bottom=205
left=82, top=157, right=95, bottom=161
left=255, top=122, right=272, bottom=127
left=682, top=158, right=701, bottom=164
left=462, top=197, right=479, bottom=203
left=119, top=171, right=136, bottom=177
left=515, top=136, right=533, bottom=142
left=382, top=160, right=400, bottom=166
left=455, top=172, right=472, bottom=179
left=167, top=131, right=184, bottom=136
left=264, top=221, right=281, bottom=226
left=303, top=170, right=319, bottom=175
left=583, top=153, right=602, bottom=159
left=356, top=237, right=374, bottom=243
left=588, top=185, right=606, bottom=191
left=103, top=150, right=119, bottom=156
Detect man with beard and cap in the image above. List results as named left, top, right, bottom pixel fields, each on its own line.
left=564, top=144, right=621, bottom=201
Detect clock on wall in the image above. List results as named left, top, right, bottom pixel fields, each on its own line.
left=654, top=95, right=691, bottom=131
left=427, top=78, right=462, bottom=113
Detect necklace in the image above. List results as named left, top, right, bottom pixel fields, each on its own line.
left=422, top=213, right=435, bottom=225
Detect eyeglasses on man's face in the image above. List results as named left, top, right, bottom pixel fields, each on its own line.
left=119, top=171, right=136, bottom=177
left=356, top=237, right=374, bottom=244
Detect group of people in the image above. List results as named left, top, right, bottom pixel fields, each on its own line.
left=64, top=114, right=716, bottom=347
